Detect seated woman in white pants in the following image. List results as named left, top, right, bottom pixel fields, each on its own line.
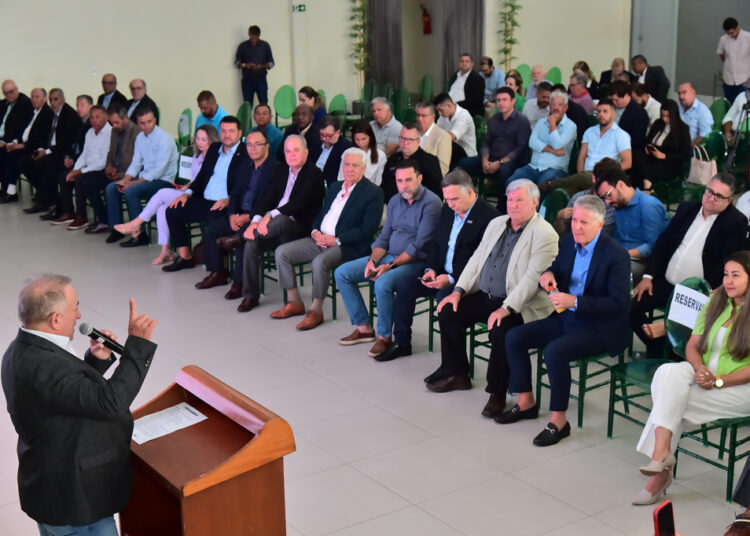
left=115, top=124, right=218, bottom=264
left=633, top=250, right=750, bottom=505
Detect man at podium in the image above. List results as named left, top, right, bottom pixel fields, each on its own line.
left=1, top=274, right=158, bottom=536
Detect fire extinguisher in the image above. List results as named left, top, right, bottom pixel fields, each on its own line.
left=421, top=5, right=432, bottom=34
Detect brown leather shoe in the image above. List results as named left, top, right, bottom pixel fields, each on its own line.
left=339, top=328, right=376, bottom=346
left=195, top=271, right=229, bottom=289
left=224, top=281, right=242, bottom=300
left=66, top=216, right=89, bottom=230
left=368, top=337, right=393, bottom=357
left=51, top=213, right=75, bottom=225
left=296, top=311, right=324, bottom=330
left=426, top=374, right=472, bottom=393
left=270, top=301, right=305, bottom=319
left=237, top=297, right=258, bottom=313
left=481, top=393, right=506, bottom=418
left=217, top=233, right=243, bottom=251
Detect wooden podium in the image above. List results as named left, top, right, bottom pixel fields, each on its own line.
left=120, top=366, right=296, bottom=536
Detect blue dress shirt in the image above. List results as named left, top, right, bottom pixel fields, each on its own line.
left=582, top=123, right=631, bottom=171
left=443, top=198, right=478, bottom=282
left=528, top=115, right=577, bottom=171
left=678, top=100, right=713, bottom=141
left=613, top=188, right=669, bottom=257
left=203, top=142, right=240, bottom=201
left=569, top=231, right=601, bottom=310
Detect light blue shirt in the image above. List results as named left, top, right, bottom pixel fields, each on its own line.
left=203, top=142, right=239, bottom=201
left=528, top=115, right=577, bottom=171
left=613, top=188, right=669, bottom=257
left=443, top=198, right=478, bottom=282
left=679, top=99, right=713, bottom=141
left=195, top=105, right=229, bottom=133
left=569, top=231, right=601, bottom=310
left=480, top=68, right=506, bottom=101
left=125, top=125, right=179, bottom=182
left=582, top=123, right=631, bottom=171
left=315, top=144, right=333, bottom=171
left=101, top=93, right=113, bottom=110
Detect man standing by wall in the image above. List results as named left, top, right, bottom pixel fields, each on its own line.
left=235, top=25, right=274, bottom=106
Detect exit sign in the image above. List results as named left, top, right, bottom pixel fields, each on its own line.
left=292, top=4, right=306, bottom=11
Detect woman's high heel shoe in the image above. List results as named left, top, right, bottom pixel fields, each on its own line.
left=639, top=453, right=676, bottom=476
left=632, top=472, right=673, bottom=506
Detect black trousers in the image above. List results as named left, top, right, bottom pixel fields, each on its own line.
left=57, top=170, right=104, bottom=216
left=437, top=292, right=524, bottom=394
left=392, top=276, right=453, bottom=347
left=0, top=147, right=25, bottom=189
left=165, top=198, right=227, bottom=249
left=77, top=172, right=112, bottom=223
left=734, top=456, right=750, bottom=507
left=20, top=152, right=66, bottom=207
left=204, top=216, right=245, bottom=280
left=630, top=276, right=674, bottom=358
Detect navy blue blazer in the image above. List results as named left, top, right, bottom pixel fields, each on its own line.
left=228, top=157, right=278, bottom=215
left=308, top=136, right=352, bottom=185
left=189, top=142, right=250, bottom=201
left=312, top=178, right=384, bottom=261
left=549, top=232, right=631, bottom=356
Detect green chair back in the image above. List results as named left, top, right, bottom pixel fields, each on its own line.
left=361, top=79, right=377, bottom=105
left=317, top=89, right=327, bottom=107
left=587, top=113, right=598, bottom=127
left=664, top=277, right=712, bottom=357
left=473, top=115, right=487, bottom=154
left=328, top=93, right=348, bottom=117
left=515, top=64, right=532, bottom=89
left=177, top=108, right=192, bottom=151
left=380, top=82, right=394, bottom=102
left=702, top=131, right=727, bottom=170
left=514, top=94, right=526, bottom=112
left=399, top=107, right=416, bottom=123
left=709, top=98, right=730, bottom=131
left=539, top=188, right=570, bottom=224
left=236, top=102, right=253, bottom=135
left=392, top=87, right=411, bottom=122
left=545, top=66, right=562, bottom=85
left=418, top=74, right=434, bottom=103
left=273, top=84, right=297, bottom=126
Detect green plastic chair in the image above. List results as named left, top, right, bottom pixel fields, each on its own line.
left=273, top=84, right=297, bottom=127
left=361, top=79, right=377, bottom=106
left=399, top=107, right=416, bottom=123
left=515, top=64, right=532, bottom=89
left=709, top=98, right=730, bottom=131
left=177, top=108, right=192, bottom=152
left=392, top=87, right=411, bottom=122
left=236, top=102, right=253, bottom=135
left=328, top=93, right=348, bottom=117
left=545, top=66, right=562, bottom=85
left=317, top=89, right=327, bottom=107
left=702, top=130, right=727, bottom=170
left=418, top=74, right=434, bottom=103
left=380, top=82, right=394, bottom=102
left=586, top=114, right=598, bottom=127
left=539, top=188, right=570, bottom=225
left=473, top=115, right=487, bottom=156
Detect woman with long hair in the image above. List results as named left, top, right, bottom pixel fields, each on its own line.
left=572, top=60, right=599, bottom=99
left=633, top=251, right=750, bottom=505
left=339, top=119, right=386, bottom=185
left=298, top=86, right=326, bottom=124
left=639, top=99, right=691, bottom=190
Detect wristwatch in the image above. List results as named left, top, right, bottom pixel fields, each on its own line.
left=715, top=377, right=724, bottom=389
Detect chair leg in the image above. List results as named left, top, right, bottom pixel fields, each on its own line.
left=577, top=359, right=587, bottom=429
left=607, top=374, right=616, bottom=438
left=428, top=297, right=435, bottom=353
left=468, top=325, right=476, bottom=379
left=718, top=426, right=728, bottom=460
left=701, top=424, right=709, bottom=447
left=535, top=350, right=544, bottom=406
left=330, top=275, right=337, bottom=321
left=726, top=425, right=739, bottom=502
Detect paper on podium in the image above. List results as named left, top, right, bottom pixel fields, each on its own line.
left=132, top=402, right=208, bottom=444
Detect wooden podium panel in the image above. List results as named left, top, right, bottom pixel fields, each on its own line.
left=120, top=366, right=295, bottom=536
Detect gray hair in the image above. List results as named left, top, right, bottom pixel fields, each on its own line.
left=18, top=274, right=71, bottom=326
left=506, top=178, right=540, bottom=201
left=370, top=96, right=392, bottom=110
left=441, top=168, right=475, bottom=191
left=341, top=147, right=367, bottom=166
left=549, top=90, right=569, bottom=105
left=571, top=72, right=587, bottom=86
left=284, top=133, right=307, bottom=150
left=573, top=195, right=606, bottom=221
left=49, top=87, right=64, bottom=99
left=415, top=101, right=435, bottom=114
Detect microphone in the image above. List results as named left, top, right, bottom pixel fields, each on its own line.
left=79, top=322, right=125, bottom=354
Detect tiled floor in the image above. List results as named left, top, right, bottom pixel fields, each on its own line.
left=0, top=197, right=744, bottom=535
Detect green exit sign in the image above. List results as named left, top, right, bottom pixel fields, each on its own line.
left=292, top=4, right=306, bottom=11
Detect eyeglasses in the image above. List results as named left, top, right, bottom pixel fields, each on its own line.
left=601, top=186, right=615, bottom=201
left=102, top=81, right=116, bottom=85
left=319, top=131, right=337, bottom=140
left=246, top=142, right=267, bottom=148
left=704, top=187, right=731, bottom=201
left=129, top=86, right=144, bottom=91
left=398, top=136, right=419, bottom=142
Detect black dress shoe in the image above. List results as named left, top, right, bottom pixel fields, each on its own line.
left=494, top=403, right=539, bottom=424
left=0, top=193, right=18, bottom=204
left=374, top=343, right=412, bottom=362
left=162, top=257, right=196, bottom=272
left=39, top=209, right=59, bottom=221
left=23, top=203, right=47, bottom=214
left=106, top=230, right=125, bottom=243
left=481, top=394, right=506, bottom=418
left=533, top=421, right=571, bottom=447
left=426, top=374, right=471, bottom=393
left=237, top=297, right=258, bottom=312
left=120, top=233, right=149, bottom=247
left=424, top=368, right=448, bottom=384
left=224, top=281, right=243, bottom=300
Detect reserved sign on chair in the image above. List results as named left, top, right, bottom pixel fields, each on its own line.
left=667, top=284, right=710, bottom=329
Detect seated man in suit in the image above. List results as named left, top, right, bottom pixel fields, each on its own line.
left=335, top=159, right=442, bottom=358
left=238, top=134, right=325, bottom=312
left=594, top=165, right=669, bottom=282
left=96, top=73, right=127, bottom=109
left=501, top=195, right=630, bottom=446
left=448, top=53, right=485, bottom=118
left=415, top=101, right=451, bottom=176
left=677, top=82, right=714, bottom=147
left=630, top=83, right=661, bottom=128
left=522, top=81, right=552, bottom=128
left=272, top=148, right=384, bottom=330
left=631, top=172, right=746, bottom=358
left=126, top=79, right=158, bottom=123
left=162, top=115, right=248, bottom=273
left=308, top=115, right=351, bottom=185
left=631, top=55, right=670, bottom=103
left=369, top=97, right=402, bottom=157
left=250, top=103, right=283, bottom=158
left=210, top=130, right=278, bottom=300
left=380, top=123, right=443, bottom=202
left=434, top=93, right=477, bottom=167
left=20, top=88, right=80, bottom=215
left=428, top=178, right=558, bottom=405
left=1, top=275, right=157, bottom=535
left=609, top=81, right=649, bottom=157
left=104, top=108, right=178, bottom=246
left=278, top=104, right=318, bottom=159
left=600, top=57, right=636, bottom=89
left=386, top=169, right=498, bottom=362
left=0, top=80, right=33, bottom=202
left=194, top=90, right=228, bottom=133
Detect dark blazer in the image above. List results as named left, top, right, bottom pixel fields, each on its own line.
left=253, top=160, right=325, bottom=229
left=618, top=99, right=650, bottom=151
left=72, top=117, right=91, bottom=159
left=644, top=201, right=746, bottom=289
left=380, top=147, right=443, bottom=203
left=312, top=178, right=384, bottom=261
left=427, top=198, right=499, bottom=280
left=24, top=105, right=55, bottom=151
left=549, top=232, right=631, bottom=356
left=599, top=69, right=637, bottom=89
left=278, top=124, right=320, bottom=160
left=189, top=142, right=249, bottom=200
left=97, top=90, right=128, bottom=108
left=228, top=157, right=279, bottom=215
left=642, top=66, right=670, bottom=103
left=643, top=119, right=691, bottom=179
left=448, top=70, right=485, bottom=118
left=127, top=94, right=159, bottom=124
left=1, top=329, right=156, bottom=526
left=565, top=99, right=589, bottom=143
left=0, top=93, right=33, bottom=143
left=49, top=103, right=82, bottom=158
left=308, top=136, right=352, bottom=185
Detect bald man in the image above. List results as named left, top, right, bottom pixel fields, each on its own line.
left=0, top=80, right=34, bottom=201
left=125, top=78, right=159, bottom=124
left=96, top=73, right=127, bottom=109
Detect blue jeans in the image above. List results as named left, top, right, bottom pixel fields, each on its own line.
left=105, top=179, right=172, bottom=229
left=242, top=77, right=268, bottom=105
left=334, top=254, right=425, bottom=338
left=505, top=164, right=567, bottom=188
left=38, top=516, right=117, bottom=536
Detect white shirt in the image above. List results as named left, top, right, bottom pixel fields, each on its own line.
left=437, top=105, right=477, bottom=157
left=74, top=123, right=112, bottom=173
left=638, top=67, right=648, bottom=84
left=320, top=181, right=357, bottom=236
left=449, top=70, right=470, bottom=103
left=717, top=29, right=750, bottom=86
left=522, top=99, right=550, bottom=129
left=643, top=95, right=661, bottom=127
left=722, top=92, right=748, bottom=128
left=20, top=108, right=41, bottom=144
left=664, top=210, right=717, bottom=285
left=338, top=149, right=386, bottom=186
left=0, top=101, right=13, bottom=138
left=20, top=327, right=77, bottom=357
left=419, top=123, right=434, bottom=145
left=736, top=191, right=750, bottom=221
